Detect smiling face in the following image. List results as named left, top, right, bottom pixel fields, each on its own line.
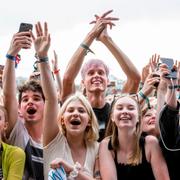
left=142, top=108, right=157, bottom=134
left=82, top=62, right=109, bottom=94
left=111, top=96, right=139, bottom=131
left=19, top=90, right=44, bottom=124
left=62, top=99, right=90, bottom=136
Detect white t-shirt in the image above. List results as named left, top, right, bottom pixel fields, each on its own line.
left=7, top=119, right=43, bottom=180
left=43, top=132, right=99, bottom=180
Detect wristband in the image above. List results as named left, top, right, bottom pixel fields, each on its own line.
left=68, top=162, right=81, bottom=179
left=80, top=43, right=95, bottom=55
left=6, top=54, right=16, bottom=61
left=139, top=91, right=151, bottom=109
left=53, top=69, right=60, bottom=74
left=37, top=56, right=49, bottom=63
left=168, top=85, right=180, bottom=89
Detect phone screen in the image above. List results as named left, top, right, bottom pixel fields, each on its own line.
left=19, top=23, right=33, bottom=32
left=160, top=58, right=177, bottom=79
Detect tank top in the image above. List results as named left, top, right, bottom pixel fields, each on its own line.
left=108, top=136, right=155, bottom=180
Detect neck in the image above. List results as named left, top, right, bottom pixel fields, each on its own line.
left=86, top=91, right=106, bottom=108
left=66, top=134, right=85, bottom=149
left=25, top=121, right=43, bottom=143
left=118, top=129, right=137, bottom=152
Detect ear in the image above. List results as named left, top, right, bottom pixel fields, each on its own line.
left=61, top=116, right=64, bottom=125
left=110, top=115, right=115, bottom=122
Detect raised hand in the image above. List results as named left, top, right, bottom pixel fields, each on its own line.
left=150, top=54, right=160, bottom=72
left=7, top=32, right=32, bottom=56
left=89, top=10, right=119, bottom=39
left=31, top=22, right=51, bottom=58
left=90, top=10, right=119, bottom=29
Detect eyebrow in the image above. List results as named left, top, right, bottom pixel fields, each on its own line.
left=22, top=94, right=42, bottom=99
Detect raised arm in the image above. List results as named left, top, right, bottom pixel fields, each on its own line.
left=2, top=31, right=32, bottom=136
left=51, top=50, right=62, bottom=100
left=32, top=22, right=59, bottom=146
left=95, top=20, right=140, bottom=93
left=61, top=10, right=118, bottom=101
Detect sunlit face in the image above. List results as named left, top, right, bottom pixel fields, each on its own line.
left=142, top=108, right=157, bottom=134
left=19, top=90, right=44, bottom=124
left=82, top=64, right=108, bottom=93
left=111, top=96, right=139, bottom=130
left=62, top=100, right=90, bottom=136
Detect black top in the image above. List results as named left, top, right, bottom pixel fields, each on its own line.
left=159, top=104, right=180, bottom=180
left=108, top=136, right=155, bottom=180
left=93, top=103, right=111, bottom=141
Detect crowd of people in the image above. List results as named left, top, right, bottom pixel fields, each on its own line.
left=0, top=9, right=179, bottom=180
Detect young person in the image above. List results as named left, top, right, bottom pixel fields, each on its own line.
left=157, top=63, right=180, bottom=180
left=99, top=94, right=169, bottom=180
left=31, top=22, right=100, bottom=179
left=61, top=10, right=140, bottom=140
left=0, top=105, right=25, bottom=179
left=3, top=28, right=44, bottom=179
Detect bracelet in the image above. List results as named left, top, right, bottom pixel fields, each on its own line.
left=139, top=91, right=151, bottom=109
left=37, top=56, right=49, bottom=63
left=80, top=43, right=95, bottom=55
left=168, top=85, right=180, bottom=89
left=68, top=162, right=81, bottom=179
left=6, top=54, right=16, bottom=61
left=53, top=69, right=60, bottom=74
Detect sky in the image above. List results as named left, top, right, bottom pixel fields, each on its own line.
left=1, top=0, right=180, bottom=83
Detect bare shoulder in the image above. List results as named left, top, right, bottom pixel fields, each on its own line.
left=100, top=137, right=110, bottom=147
left=145, top=135, right=159, bottom=146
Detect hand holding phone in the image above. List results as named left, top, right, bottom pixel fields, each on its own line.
left=160, top=57, right=177, bottom=79
left=18, top=23, right=33, bottom=49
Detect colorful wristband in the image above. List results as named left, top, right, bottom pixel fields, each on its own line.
left=139, top=91, right=151, bottom=109
left=53, top=69, right=60, bottom=74
left=6, top=54, right=16, bottom=61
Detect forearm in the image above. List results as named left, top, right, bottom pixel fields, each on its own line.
left=54, top=72, right=62, bottom=95
left=165, top=88, right=177, bottom=109
left=2, top=57, right=18, bottom=135
left=61, top=32, right=96, bottom=100
left=3, top=58, right=17, bottom=100
left=38, top=60, right=59, bottom=146
left=101, top=37, right=140, bottom=83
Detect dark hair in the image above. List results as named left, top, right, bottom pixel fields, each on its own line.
left=18, top=79, right=45, bottom=104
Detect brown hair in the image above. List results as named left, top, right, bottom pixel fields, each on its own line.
left=18, top=79, right=45, bottom=104
left=105, top=94, right=142, bottom=165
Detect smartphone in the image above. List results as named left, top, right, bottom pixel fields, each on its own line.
left=160, top=57, right=177, bottom=79
left=152, top=73, right=160, bottom=87
left=18, top=23, right=33, bottom=33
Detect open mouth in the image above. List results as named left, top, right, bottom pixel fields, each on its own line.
left=70, top=119, right=81, bottom=125
left=27, top=107, right=37, bottom=115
